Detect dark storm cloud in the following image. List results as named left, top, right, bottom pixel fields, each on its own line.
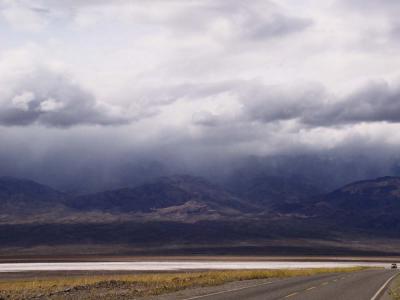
left=239, top=81, right=400, bottom=127
left=311, top=82, right=400, bottom=126
left=0, top=68, right=131, bottom=127
left=240, top=82, right=324, bottom=124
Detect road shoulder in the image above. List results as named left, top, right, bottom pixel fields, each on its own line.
left=378, top=271, right=399, bottom=300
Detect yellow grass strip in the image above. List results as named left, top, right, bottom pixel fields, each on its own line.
left=0, top=267, right=369, bottom=299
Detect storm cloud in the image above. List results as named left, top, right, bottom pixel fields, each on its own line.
left=239, top=81, right=400, bottom=127
left=0, top=0, right=400, bottom=191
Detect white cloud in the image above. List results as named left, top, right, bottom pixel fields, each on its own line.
left=0, top=1, right=49, bottom=32
left=11, top=91, right=34, bottom=111
left=38, top=98, right=64, bottom=112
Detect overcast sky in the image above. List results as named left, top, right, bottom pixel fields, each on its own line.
left=1, top=0, right=400, bottom=189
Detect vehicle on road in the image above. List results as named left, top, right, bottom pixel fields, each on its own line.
left=391, top=263, right=397, bottom=269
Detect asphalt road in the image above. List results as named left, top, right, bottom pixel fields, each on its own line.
left=181, top=269, right=398, bottom=300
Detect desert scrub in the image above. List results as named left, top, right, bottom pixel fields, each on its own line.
left=0, top=267, right=368, bottom=300
left=389, top=274, right=400, bottom=299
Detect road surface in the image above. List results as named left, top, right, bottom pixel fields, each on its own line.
left=175, top=269, right=397, bottom=300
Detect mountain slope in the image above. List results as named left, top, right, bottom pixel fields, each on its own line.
left=3, top=175, right=400, bottom=253
left=226, top=173, right=322, bottom=210
left=0, top=177, right=66, bottom=214
left=300, top=176, right=400, bottom=234
left=67, top=175, right=256, bottom=215
left=307, top=176, right=400, bottom=215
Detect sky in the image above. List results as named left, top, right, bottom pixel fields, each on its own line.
left=1, top=0, right=400, bottom=191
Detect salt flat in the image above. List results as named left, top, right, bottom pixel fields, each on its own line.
left=0, top=261, right=390, bottom=272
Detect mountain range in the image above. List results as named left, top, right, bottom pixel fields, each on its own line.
left=1, top=174, right=400, bottom=255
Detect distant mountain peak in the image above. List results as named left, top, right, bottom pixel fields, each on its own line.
left=67, top=174, right=255, bottom=215
left=303, top=176, right=400, bottom=228
left=337, top=176, right=400, bottom=194
left=155, top=174, right=217, bottom=185
left=0, top=176, right=66, bottom=214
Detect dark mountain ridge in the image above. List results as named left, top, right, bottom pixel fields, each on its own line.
left=305, top=176, right=400, bottom=215
left=66, top=175, right=256, bottom=215
left=2, top=174, right=400, bottom=253
left=0, top=176, right=67, bottom=214
left=293, top=176, right=400, bottom=235
left=3, top=174, right=400, bottom=219
left=225, top=173, right=322, bottom=210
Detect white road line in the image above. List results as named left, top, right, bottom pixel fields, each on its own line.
left=182, top=281, right=274, bottom=300
left=306, top=286, right=316, bottom=291
left=285, top=292, right=298, bottom=298
left=370, top=272, right=398, bottom=300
